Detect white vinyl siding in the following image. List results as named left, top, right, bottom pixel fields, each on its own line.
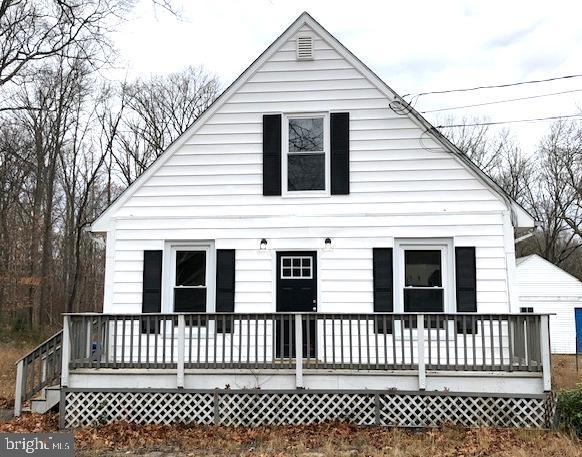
left=104, top=24, right=512, bottom=317
left=516, top=255, right=582, bottom=354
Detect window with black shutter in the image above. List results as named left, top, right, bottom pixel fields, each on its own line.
left=262, top=111, right=350, bottom=196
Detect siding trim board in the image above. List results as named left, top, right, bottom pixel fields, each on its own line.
left=90, top=12, right=532, bottom=232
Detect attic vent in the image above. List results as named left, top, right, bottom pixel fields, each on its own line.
left=296, top=36, right=313, bottom=60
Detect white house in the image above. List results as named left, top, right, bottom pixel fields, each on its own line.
left=15, top=12, right=554, bottom=430
left=517, top=254, right=582, bottom=354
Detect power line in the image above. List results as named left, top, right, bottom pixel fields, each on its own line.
left=420, top=88, right=582, bottom=113
left=434, top=113, right=582, bottom=129
left=402, top=72, right=582, bottom=100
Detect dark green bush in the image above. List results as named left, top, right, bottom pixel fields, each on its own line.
left=557, top=385, right=582, bottom=436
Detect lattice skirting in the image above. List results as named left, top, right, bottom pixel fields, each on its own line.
left=61, top=389, right=555, bottom=429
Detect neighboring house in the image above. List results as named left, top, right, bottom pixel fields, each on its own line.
left=15, top=12, right=554, bottom=430
left=517, top=254, right=582, bottom=354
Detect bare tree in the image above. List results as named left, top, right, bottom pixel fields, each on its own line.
left=0, top=1, right=184, bottom=93
left=114, top=66, right=220, bottom=184
left=0, top=0, right=128, bottom=91
left=440, top=116, right=505, bottom=175
left=538, top=121, right=582, bottom=261
left=441, top=116, right=534, bottom=204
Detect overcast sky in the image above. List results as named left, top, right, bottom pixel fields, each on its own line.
left=112, top=0, right=582, bottom=152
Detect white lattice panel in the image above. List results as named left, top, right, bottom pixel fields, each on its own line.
left=64, top=391, right=214, bottom=427
left=379, top=394, right=548, bottom=428
left=63, top=390, right=552, bottom=429
left=218, top=393, right=375, bottom=426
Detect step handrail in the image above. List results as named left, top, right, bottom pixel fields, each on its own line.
left=14, top=330, right=63, bottom=417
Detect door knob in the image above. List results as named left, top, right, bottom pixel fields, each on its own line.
left=312, top=307, right=317, bottom=311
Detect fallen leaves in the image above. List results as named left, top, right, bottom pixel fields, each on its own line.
left=0, top=412, right=58, bottom=433
left=0, top=413, right=580, bottom=456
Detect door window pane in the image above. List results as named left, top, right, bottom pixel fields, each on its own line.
left=288, top=153, right=325, bottom=191
left=405, top=250, right=441, bottom=287
left=176, top=251, right=206, bottom=286
left=289, top=118, right=323, bottom=152
left=281, top=256, right=313, bottom=279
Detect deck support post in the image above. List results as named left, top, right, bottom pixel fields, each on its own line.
left=177, top=314, right=185, bottom=388
left=417, top=314, right=426, bottom=390
left=61, top=315, right=71, bottom=387
left=540, top=315, right=551, bottom=391
left=295, top=314, right=303, bottom=389
left=14, top=360, right=23, bottom=416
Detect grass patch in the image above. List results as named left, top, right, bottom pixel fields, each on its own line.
left=552, top=355, right=582, bottom=390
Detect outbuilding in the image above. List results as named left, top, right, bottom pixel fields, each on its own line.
left=516, top=254, right=582, bottom=354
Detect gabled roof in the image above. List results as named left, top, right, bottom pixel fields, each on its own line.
left=90, top=11, right=535, bottom=232
left=516, top=254, right=582, bottom=284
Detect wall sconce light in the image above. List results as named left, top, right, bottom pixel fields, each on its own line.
left=324, top=237, right=332, bottom=251
left=260, top=238, right=268, bottom=250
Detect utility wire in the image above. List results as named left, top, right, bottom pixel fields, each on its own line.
left=435, top=113, right=582, bottom=129
left=402, top=72, right=582, bottom=100
left=420, top=88, right=582, bottom=113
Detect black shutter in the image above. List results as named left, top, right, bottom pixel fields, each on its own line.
left=216, top=249, right=235, bottom=332
left=330, top=112, right=350, bottom=195
left=373, top=248, right=393, bottom=333
left=263, top=114, right=282, bottom=196
left=142, top=250, right=162, bottom=333
left=455, top=247, right=477, bottom=333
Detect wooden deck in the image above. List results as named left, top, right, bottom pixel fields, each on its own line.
left=14, top=312, right=554, bottom=428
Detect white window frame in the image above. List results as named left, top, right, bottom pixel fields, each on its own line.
left=162, top=241, right=215, bottom=314
left=282, top=112, right=330, bottom=197
left=394, top=239, right=455, bottom=314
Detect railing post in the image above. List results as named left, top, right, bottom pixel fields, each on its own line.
left=540, top=315, right=552, bottom=391
left=417, top=314, right=426, bottom=390
left=61, top=315, right=71, bottom=387
left=295, top=314, right=303, bottom=389
left=14, top=360, right=24, bottom=417
left=177, top=314, right=185, bottom=388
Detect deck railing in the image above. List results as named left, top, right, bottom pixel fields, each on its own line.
left=62, top=313, right=551, bottom=390
left=14, top=330, right=62, bottom=416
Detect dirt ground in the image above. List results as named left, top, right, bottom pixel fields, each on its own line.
left=0, top=343, right=580, bottom=456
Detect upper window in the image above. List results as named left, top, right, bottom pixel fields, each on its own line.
left=285, top=115, right=328, bottom=193
left=403, top=249, right=444, bottom=313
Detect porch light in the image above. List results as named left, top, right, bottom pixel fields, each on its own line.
left=324, top=237, right=332, bottom=251
left=260, top=238, right=268, bottom=250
